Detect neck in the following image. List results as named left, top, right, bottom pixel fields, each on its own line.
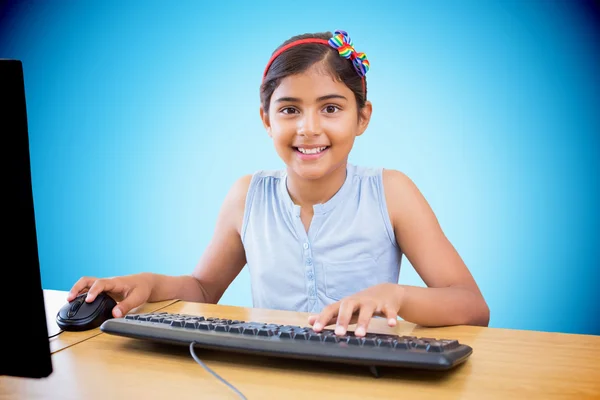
left=286, top=162, right=348, bottom=208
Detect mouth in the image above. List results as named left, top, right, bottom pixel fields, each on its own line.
left=293, top=146, right=330, bottom=155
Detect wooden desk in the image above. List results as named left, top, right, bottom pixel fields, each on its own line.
left=43, top=289, right=178, bottom=354
left=2, top=300, right=599, bottom=399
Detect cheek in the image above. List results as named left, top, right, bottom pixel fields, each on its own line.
left=323, top=120, right=358, bottom=143
left=270, top=132, right=291, bottom=151
left=270, top=121, right=294, bottom=142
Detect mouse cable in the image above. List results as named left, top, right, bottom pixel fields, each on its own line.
left=189, top=342, right=247, bottom=400
left=49, top=330, right=64, bottom=339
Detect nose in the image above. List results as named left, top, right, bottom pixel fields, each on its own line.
left=297, top=110, right=321, bottom=137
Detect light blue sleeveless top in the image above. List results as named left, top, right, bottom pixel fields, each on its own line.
left=241, top=163, right=403, bottom=314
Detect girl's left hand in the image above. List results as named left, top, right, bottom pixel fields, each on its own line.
left=308, top=283, right=404, bottom=337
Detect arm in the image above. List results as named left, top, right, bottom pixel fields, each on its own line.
left=148, top=174, right=252, bottom=304
left=383, top=169, right=490, bottom=327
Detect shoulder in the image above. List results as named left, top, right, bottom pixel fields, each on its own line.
left=221, top=174, right=253, bottom=227
left=227, top=168, right=284, bottom=203
left=228, top=168, right=287, bottom=233
left=381, top=168, right=418, bottom=194
left=244, top=168, right=287, bottom=202
left=228, top=174, right=253, bottom=202
left=381, top=168, right=426, bottom=225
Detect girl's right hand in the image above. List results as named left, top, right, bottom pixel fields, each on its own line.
left=66, top=273, right=153, bottom=318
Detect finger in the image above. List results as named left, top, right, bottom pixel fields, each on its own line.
left=67, top=277, right=96, bottom=301
left=328, top=314, right=359, bottom=327
left=354, top=302, right=377, bottom=337
left=346, top=314, right=360, bottom=326
left=335, top=299, right=360, bottom=336
left=311, top=303, right=340, bottom=332
left=382, top=304, right=399, bottom=327
left=85, top=279, right=117, bottom=302
left=113, top=288, right=146, bottom=318
left=308, top=314, right=342, bottom=328
left=307, top=315, right=325, bottom=327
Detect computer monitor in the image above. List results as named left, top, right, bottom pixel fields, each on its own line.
left=0, top=59, right=53, bottom=378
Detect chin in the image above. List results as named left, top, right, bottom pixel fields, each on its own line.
left=289, top=162, right=331, bottom=180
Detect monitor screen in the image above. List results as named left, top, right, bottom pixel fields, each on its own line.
left=0, top=59, right=53, bottom=378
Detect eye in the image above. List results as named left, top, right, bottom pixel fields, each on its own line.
left=280, top=107, right=299, bottom=115
left=323, top=105, right=341, bottom=114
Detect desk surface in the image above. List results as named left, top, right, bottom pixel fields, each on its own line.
left=2, top=294, right=599, bottom=399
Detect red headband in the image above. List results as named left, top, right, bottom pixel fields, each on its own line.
left=262, top=38, right=329, bottom=79
left=262, top=31, right=369, bottom=94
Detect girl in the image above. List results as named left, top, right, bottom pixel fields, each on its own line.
left=69, top=30, right=490, bottom=337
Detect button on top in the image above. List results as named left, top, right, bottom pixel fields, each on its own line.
left=306, top=258, right=313, bottom=265
left=303, top=243, right=309, bottom=249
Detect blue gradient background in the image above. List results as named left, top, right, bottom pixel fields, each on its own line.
left=1, top=0, right=598, bottom=335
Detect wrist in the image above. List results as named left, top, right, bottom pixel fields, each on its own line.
left=138, top=272, right=156, bottom=295
left=394, top=284, right=407, bottom=316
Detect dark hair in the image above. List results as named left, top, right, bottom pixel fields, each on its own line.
left=260, top=31, right=368, bottom=116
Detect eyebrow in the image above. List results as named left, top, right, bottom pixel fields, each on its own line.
left=274, top=94, right=348, bottom=103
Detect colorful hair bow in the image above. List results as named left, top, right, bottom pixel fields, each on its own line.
left=328, top=30, right=370, bottom=77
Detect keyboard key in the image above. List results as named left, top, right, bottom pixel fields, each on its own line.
left=214, top=325, right=230, bottom=332
left=323, top=335, right=338, bottom=343
left=442, top=340, right=459, bottom=350
left=243, top=327, right=257, bottom=335
left=308, top=334, right=322, bottom=342
left=279, top=331, right=294, bottom=339
left=348, top=337, right=361, bottom=346
left=197, top=322, right=214, bottom=330
left=412, top=340, right=428, bottom=350
left=395, top=339, right=411, bottom=350
left=257, top=329, right=274, bottom=337
left=170, top=319, right=185, bottom=327
left=184, top=320, right=198, bottom=329
left=428, top=341, right=444, bottom=352
left=294, top=332, right=309, bottom=340
left=362, top=338, right=377, bottom=347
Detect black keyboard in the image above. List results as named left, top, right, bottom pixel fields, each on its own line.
left=100, top=311, right=473, bottom=372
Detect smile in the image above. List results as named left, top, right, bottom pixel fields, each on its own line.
left=294, top=146, right=329, bottom=154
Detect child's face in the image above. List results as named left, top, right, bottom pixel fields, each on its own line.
left=261, top=64, right=372, bottom=181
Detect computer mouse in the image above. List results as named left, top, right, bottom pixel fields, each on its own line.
left=56, top=292, right=118, bottom=331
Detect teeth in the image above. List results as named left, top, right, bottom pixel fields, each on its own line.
left=297, top=146, right=327, bottom=154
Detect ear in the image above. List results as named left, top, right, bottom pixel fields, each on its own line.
left=259, top=106, right=273, bottom=138
left=356, top=100, right=373, bottom=137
